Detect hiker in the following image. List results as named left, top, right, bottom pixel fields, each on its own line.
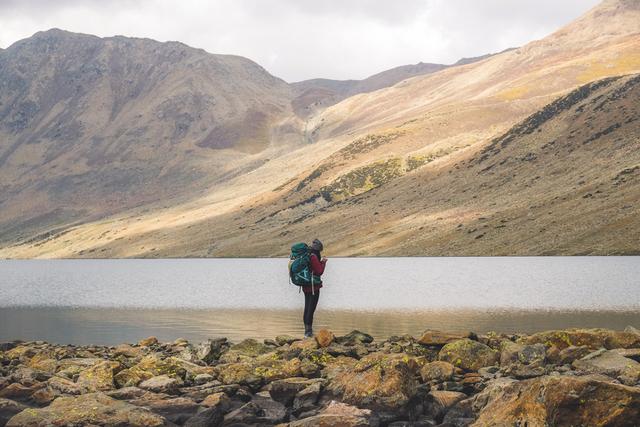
left=303, top=239, right=327, bottom=337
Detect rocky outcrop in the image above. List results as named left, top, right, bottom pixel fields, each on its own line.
left=1, top=327, right=640, bottom=426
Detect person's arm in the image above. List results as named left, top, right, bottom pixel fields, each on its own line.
left=310, top=254, right=325, bottom=275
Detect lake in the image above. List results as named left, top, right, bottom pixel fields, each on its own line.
left=1, top=257, right=639, bottom=345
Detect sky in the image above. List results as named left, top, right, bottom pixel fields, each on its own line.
left=0, top=0, right=602, bottom=82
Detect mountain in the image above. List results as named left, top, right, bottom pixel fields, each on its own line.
left=0, top=29, right=299, bottom=243
left=291, top=62, right=447, bottom=118
left=0, top=0, right=639, bottom=258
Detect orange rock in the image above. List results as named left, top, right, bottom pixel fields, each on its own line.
left=138, top=337, right=159, bottom=347
left=315, top=329, right=335, bottom=348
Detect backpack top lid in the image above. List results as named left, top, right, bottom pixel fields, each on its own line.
left=290, top=242, right=309, bottom=258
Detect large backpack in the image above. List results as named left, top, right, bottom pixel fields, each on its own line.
left=288, top=242, right=322, bottom=289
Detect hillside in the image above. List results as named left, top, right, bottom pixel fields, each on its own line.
left=0, top=29, right=298, bottom=243
left=0, top=0, right=639, bottom=258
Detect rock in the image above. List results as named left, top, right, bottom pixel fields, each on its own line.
left=573, top=350, right=640, bottom=385
left=30, top=386, right=57, bottom=405
left=6, top=392, right=170, bottom=426
left=180, top=383, right=236, bottom=402
left=201, top=391, right=231, bottom=410
left=611, top=347, right=640, bottom=362
left=194, top=373, right=214, bottom=385
left=324, top=353, right=417, bottom=414
left=114, top=343, right=144, bottom=358
left=196, top=338, right=229, bottom=364
left=290, top=400, right=379, bottom=427
left=139, top=375, right=183, bottom=394
left=0, top=342, right=19, bottom=352
left=106, top=386, right=147, bottom=400
left=440, top=397, right=475, bottom=427
left=184, top=406, right=225, bottom=427
left=289, top=338, right=319, bottom=353
left=130, top=394, right=200, bottom=425
left=269, top=377, right=323, bottom=406
left=554, top=345, right=592, bottom=364
left=216, top=362, right=261, bottom=388
left=315, top=329, right=335, bottom=348
left=139, top=337, right=159, bottom=347
left=4, top=346, right=36, bottom=362
left=335, top=330, right=374, bottom=346
left=522, top=328, right=640, bottom=351
left=174, top=338, right=190, bottom=346
left=499, top=342, right=545, bottom=366
left=424, top=391, right=467, bottom=423
left=9, top=367, right=47, bottom=387
left=0, top=383, right=42, bottom=401
left=420, top=361, right=455, bottom=383
left=47, top=376, right=83, bottom=395
left=218, top=339, right=272, bottom=364
left=473, top=375, right=640, bottom=426
left=325, top=343, right=359, bottom=358
left=25, top=351, right=57, bottom=374
left=417, top=330, right=476, bottom=346
left=276, top=335, right=300, bottom=346
left=470, top=377, right=518, bottom=413
left=0, top=398, right=27, bottom=426
left=76, top=360, right=120, bottom=392
left=438, top=339, right=499, bottom=371
left=252, top=391, right=287, bottom=424
left=624, top=325, right=640, bottom=336
left=114, top=354, right=187, bottom=387
left=293, top=381, right=322, bottom=414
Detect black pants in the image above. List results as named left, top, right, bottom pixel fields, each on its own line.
left=303, top=291, right=320, bottom=326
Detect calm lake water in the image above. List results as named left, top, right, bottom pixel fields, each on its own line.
left=1, top=258, right=639, bottom=344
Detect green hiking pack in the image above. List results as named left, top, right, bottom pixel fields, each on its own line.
left=288, top=242, right=322, bottom=291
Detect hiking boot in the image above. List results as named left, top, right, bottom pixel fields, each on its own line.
left=304, top=324, right=313, bottom=338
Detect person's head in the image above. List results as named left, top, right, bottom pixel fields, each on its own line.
left=310, top=238, right=323, bottom=255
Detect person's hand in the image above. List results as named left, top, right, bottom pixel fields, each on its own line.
left=321, top=257, right=327, bottom=262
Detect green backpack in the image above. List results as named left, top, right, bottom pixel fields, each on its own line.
left=288, top=242, right=322, bottom=288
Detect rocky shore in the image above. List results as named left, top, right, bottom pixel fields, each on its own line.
left=2, top=327, right=640, bottom=426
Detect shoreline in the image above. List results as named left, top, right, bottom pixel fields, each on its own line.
left=1, top=327, right=640, bottom=426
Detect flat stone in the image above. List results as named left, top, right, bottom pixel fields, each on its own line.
left=573, top=350, right=640, bottom=385
left=420, top=361, right=455, bottom=383
left=418, top=330, right=476, bottom=346
left=6, top=392, right=170, bottom=426
left=139, top=375, right=183, bottom=394
left=289, top=400, right=379, bottom=427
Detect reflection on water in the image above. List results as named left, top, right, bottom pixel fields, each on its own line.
left=1, top=307, right=638, bottom=345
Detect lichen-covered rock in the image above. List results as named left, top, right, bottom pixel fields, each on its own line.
left=438, top=339, right=499, bottom=371
left=324, top=353, right=417, bottom=413
left=114, top=354, right=187, bottom=387
left=130, top=393, right=199, bottom=425
left=114, top=343, right=144, bottom=358
left=195, top=338, right=229, bottom=364
left=293, top=381, right=323, bottom=414
left=139, top=375, right=183, bottom=394
left=6, top=392, right=170, bottom=426
left=0, top=383, right=43, bottom=401
left=76, top=360, right=120, bottom=392
left=276, top=335, right=300, bottom=346
left=138, top=337, right=159, bottom=347
left=268, top=377, right=323, bottom=406
left=473, top=375, right=640, bottom=426
left=315, top=329, right=335, bottom=348
left=218, top=338, right=271, bottom=363
left=335, top=330, right=374, bottom=346
left=572, top=350, right=640, bottom=385
left=522, top=328, right=640, bottom=351
left=289, top=400, right=379, bottom=427
left=420, top=361, right=455, bottom=383
left=216, top=362, right=261, bottom=388
left=418, top=330, right=476, bottom=346
left=47, top=376, right=83, bottom=395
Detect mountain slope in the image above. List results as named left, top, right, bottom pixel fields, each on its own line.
left=0, top=29, right=299, bottom=243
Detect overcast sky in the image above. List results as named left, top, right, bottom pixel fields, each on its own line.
left=0, top=0, right=601, bottom=82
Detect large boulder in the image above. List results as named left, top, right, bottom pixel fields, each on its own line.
left=315, top=329, right=335, bottom=348
left=573, top=349, right=640, bottom=385
left=324, top=353, right=417, bottom=414
left=139, top=375, right=183, bottom=394
left=6, top=392, right=170, bottom=426
left=522, top=328, right=640, bottom=351
left=289, top=400, right=379, bottom=427
left=438, top=339, right=499, bottom=371
left=424, top=391, right=467, bottom=423
left=268, top=377, right=324, bottom=406
left=335, top=330, right=374, bottom=346
left=420, top=361, right=455, bottom=383
left=417, top=330, right=476, bottom=346
left=473, top=375, right=640, bottom=426
left=218, top=339, right=270, bottom=363
left=114, top=354, right=187, bottom=387
left=195, top=338, right=229, bottom=364
left=76, top=360, right=120, bottom=392
left=130, top=393, right=199, bottom=425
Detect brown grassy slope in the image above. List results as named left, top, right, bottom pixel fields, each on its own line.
left=0, top=29, right=298, bottom=244
left=201, top=74, right=640, bottom=256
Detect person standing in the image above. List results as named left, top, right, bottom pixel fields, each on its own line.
left=303, top=238, right=327, bottom=338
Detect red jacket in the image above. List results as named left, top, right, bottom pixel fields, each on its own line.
left=303, top=253, right=326, bottom=294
